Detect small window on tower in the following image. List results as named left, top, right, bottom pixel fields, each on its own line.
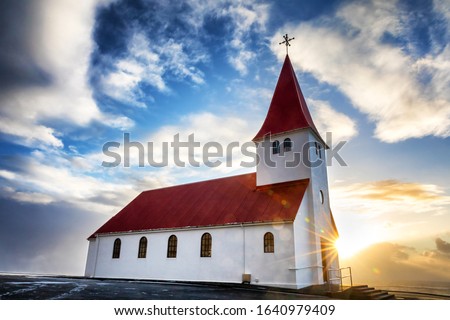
left=283, top=138, right=292, bottom=152
left=272, top=140, right=280, bottom=154
left=319, top=190, right=324, bottom=204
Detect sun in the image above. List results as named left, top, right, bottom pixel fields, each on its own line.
left=334, top=238, right=360, bottom=259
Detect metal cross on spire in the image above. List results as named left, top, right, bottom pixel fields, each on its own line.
left=279, top=33, right=295, bottom=54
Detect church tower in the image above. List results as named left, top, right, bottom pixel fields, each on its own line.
left=253, top=54, right=329, bottom=198
left=253, top=54, right=339, bottom=284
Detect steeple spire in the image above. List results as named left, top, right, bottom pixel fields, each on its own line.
left=253, top=55, right=322, bottom=142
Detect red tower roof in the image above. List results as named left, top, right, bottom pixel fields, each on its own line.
left=89, top=173, right=310, bottom=238
left=253, top=55, right=321, bottom=141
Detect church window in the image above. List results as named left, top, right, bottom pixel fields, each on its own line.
left=200, top=233, right=212, bottom=257
left=138, top=237, right=147, bottom=258
left=319, top=190, right=324, bottom=204
left=272, top=140, right=280, bottom=154
left=167, top=235, right=177, bottom=258
left=283, top=138, right=292, bottom=152
left=315, top=142, right=323, bottom=159
left=112, top=238, right=121, bottom=259
left=264, top=232, right=274, bottom=253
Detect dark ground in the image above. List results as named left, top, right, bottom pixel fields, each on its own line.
left=0, top=274, right=329, bottom=300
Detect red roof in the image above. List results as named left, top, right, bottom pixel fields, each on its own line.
left=90, top=173, right=309, bottom=238
left=253, top=54, right=321, bottom=141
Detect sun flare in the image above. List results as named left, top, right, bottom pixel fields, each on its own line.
left=334, top=238, right=363, bottom=259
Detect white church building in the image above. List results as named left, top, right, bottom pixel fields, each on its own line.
left=85, top=54, right=340, bottom=289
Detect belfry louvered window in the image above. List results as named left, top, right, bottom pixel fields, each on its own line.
left=272, top=140, right=280, bottom=154
left=283, top=138, right=292, bottom=152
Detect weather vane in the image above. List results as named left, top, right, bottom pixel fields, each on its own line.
left=279, top=33, right=295, bottom=54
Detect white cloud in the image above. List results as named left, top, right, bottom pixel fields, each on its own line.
left=0, top=170, right=17, bottom=180
left=173, top=0, right=270, bottom=75
left=101, top=33, right=207, bottom=106
left=1, top=109, right=255, bottom=214
left=272, top=0, right=450, bottom=142
left=145, top=111, right=257, bottom=176
left=225, top=2, right=269, bottom=75
left=0, top=0, right=131, bottom=148
left=332, top=179, right=450, bottom=216
left=95, top=110, right=258, bottom=184
left=101, top=33, right=167, bottom=107
left=11, top=191, right=55, bottom=205
left=101, top=114, right=135, bottom=131
left=0, top=155, right=140, bottom=214
left=308, top=99, right=358, bottom=141
left=0, top=116, right=63, bottom=148
left=163, top=40, right=206, bottom=85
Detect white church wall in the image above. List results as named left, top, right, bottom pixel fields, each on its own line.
left=244, top=223, right=296, bottom=288
left=306, top=131, right=340, bottom=282
left=86, top=223, right=297, bottom=288
left=293, top=187, right=323, bottom=287
left=255, top=130, right=311, bottom=186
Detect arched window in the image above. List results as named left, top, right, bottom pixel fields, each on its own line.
left=167, top=235, right=177, bottom=258
left=138, top=237, right=147, bottom=258
left=272, top=140, right=280, bottom=154
left=112, top=238, right=121, bottom=259
left=283, top=138, right=292, bottom=152
left=200, top=233, right=212, bottom=257
left=314, top=142, right=323, bottom=159
left=319, top=190, right=324, bottom=204
left=264, top=232, right=274, bottom=253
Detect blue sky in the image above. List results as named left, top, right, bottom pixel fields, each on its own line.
left=0, top=0, right=449, bottom=282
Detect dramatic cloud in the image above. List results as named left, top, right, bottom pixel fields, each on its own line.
left=224, top=2, right=269, bottom=75
left=94, top=0, right=270, bottom=107
left=333, top=179, right=450, bottom=215
left=435, top=237, right=450, bottom=254
left=100, top=32, right=206, bottom=107
left=342, top=241, right=450, bottom=284
left=308, top=99, right=358, bottom=141
left=0, top=0, right=132, bottom=148
left=351, top=180, right=448, bottom=202
left=273, top=0, right=450, bottom=142
left=0, top=151, right=146, bottom=215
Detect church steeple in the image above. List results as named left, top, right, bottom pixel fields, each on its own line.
left=254, top=53, right=328, bottom=187
left=253, top=54, right=322, bottom=143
